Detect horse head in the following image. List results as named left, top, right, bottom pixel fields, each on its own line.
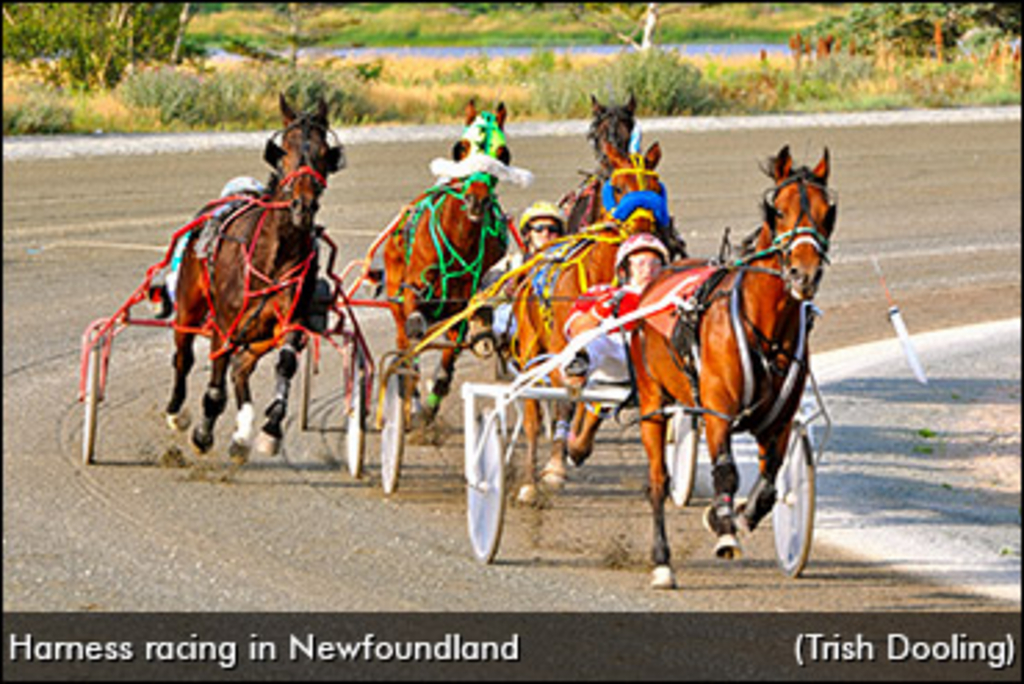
left=451, top=99, right=511, bottom=165
left=263, top=93, right=345, bottom=230
left=760, top=145, right=837, bottom=301
left=599, top=139, right=669, bottom=237
left=588, top=93, right=637, bottom=176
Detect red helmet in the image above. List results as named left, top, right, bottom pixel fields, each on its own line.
left=615, top=233, right=669, bottom=272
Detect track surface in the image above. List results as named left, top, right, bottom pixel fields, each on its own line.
left=3, top=117, right=1020, bottom=611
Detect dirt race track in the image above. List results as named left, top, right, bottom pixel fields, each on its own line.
left=3, top=116, right=1021, bottom=612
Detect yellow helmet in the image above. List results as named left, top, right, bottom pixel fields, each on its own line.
left=518, top=201, right=565, bottom=236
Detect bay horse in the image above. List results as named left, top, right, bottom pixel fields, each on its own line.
left=509, top=139, right=668, bottom=505
left=560, top=94, right=637, bottom=234
left=629, top=145, right=837, bottom=589
left=383, top=100, right=514, bottom=424
left=559, top=93, right=686, bottom=259
left=166, top=94, right=344, bottom=461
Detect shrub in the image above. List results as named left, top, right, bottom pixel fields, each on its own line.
left=531, top=48, right=716, bottom=118
left=262, top=65, right=376, bottom=124
left=2, top=84, right=75, bottom=134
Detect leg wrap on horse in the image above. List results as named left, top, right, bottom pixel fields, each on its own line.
left=741, top=476, right=777, bottom=532
left=708, top=457, right=739, bottom=535
left=202, top=385, right=227, bottom=417
left=553, top=419, right=571, bottom=443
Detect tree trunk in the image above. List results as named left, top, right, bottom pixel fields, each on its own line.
left=171, top=3, right=192, bottom=65
left=640, top=3, right=659, bottom=51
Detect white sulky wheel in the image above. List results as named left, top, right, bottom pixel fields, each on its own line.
left=772, top=428, right=816, bottom=578
left=82, top=344, right=102, bottom=466
left=379, top=371, right=406, bottom=495
left=666, top=412, right=700, bottom=507
left=345, top=347, right=367, bottom=479
left=467, top=409, right=506, bottom=564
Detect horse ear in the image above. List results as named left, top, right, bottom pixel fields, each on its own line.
left=452, top=139, right=470, bottom=162
left=813, top=147, right=830, bottom=184
left=644, top=141, right=662, bottom=170
left=326, top=144, right=345, bottom=173
left=315, top=97, right=329, bottom=124
left=464, top=99, right=478, bottom=126
left=625, top=92, right=637, bottom=115
left=496, top=145, right=510, bottom=165
left=591, top=94, right=605, bottom=116
left=495, top=102, right=507, bottom=130
left=279, top=93, right=296, bottom=126
left=264, top=139, right=284, bottom=168
left=773, top=145, right=793, bottom=183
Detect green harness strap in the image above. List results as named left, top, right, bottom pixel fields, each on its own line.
left=394, top=172, right=508, bottom=321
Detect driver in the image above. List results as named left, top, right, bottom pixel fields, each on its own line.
left=562, top=232, right=669, bottom=385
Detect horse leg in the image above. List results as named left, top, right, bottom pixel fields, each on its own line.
left=702, top=415, right=742, bottom=559
left=516, top=397, right=543, bottom=506
left=165, top=259, right=206, bottom=431
left=566, top=403, right=604, bottom=466
left=641, top=411, right=675, bottom=588
left=422, top=341, right=458, bottom=424
left=255, top=331, right=304, bottom=456
left=737, top=427, right=791, bottom=534
left=539, top=398, right=572, bottom=489
left=166, top=327, right=195, bottom=432
left=227, top=348, right=262, bottom=464
left=191, top=341, right=231, bottom=455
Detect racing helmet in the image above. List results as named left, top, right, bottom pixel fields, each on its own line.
left=615, top=233, right=669, bottom=273
left=518, top=201, right=565, bottom=237
left=220, top=176, right=265, bottom=198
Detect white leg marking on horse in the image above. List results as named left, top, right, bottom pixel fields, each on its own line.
left=651, top=565, right=677, bottom=590
left=232, top=403, right=255, bottom=446
left=166, top=408, right=192, bottom=431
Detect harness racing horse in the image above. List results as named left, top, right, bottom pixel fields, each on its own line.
left=166, top=94, right=345, bottom=461
left=383, top=100, right=515, bottom=424
left=560, top=94, right=637, bottom=234
left=509, top=140, right=669, bottom=505
left=629, top=145, right=837, bottom=589
left=558, top=94, right=686, bottom=259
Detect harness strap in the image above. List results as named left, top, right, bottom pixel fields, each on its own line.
left=730, top=271, right=756, bottom=411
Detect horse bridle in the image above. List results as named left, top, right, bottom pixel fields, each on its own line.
left=266, top=114, right=340, bottom=194
left=763, top=171, right=837, bottom=265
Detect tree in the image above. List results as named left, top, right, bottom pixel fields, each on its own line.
left=3, top=3, right=186, bottom=89
left=566, top=3, right=686, bottom=51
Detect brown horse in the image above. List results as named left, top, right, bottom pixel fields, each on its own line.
left=383, top=100, right=513, bottom=423
left=509, top=139, right=667, bottom=505
left=559, top=94, right=686, bottom=259
left=166, top=94, right=344, bottom=460
left=629, top=145, right=837, bottom=589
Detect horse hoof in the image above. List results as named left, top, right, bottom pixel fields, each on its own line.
left=228, top=439, right=251, bottom=465
left=405, top=311, right=427, bottom=340
left=714, top=534, right=743, bottom=560
left=166, top=409, right=191, bottom=432
left=191, top=428, right=213, bottom=454
left=516, top=484, right=539, bottom=507
left=254, top=431, right=280, bottom=457
left=650, top=565, right=677, bottom=590
left=540, top=467, right=566, bottom=490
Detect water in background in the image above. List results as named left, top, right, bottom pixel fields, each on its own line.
left=210, top=43, right=788, bottom=61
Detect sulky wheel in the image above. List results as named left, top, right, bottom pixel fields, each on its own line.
left=345, top=346, right=368, bottom=479
left=81, top=344, right=102, bottom=466
left=666, top=412, right=700, bottom=507
left=379, top=370, right=407, bottom=495
left=466, top=408, right=506, bottom=564
left=772, top=428, right=816, bottom=578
